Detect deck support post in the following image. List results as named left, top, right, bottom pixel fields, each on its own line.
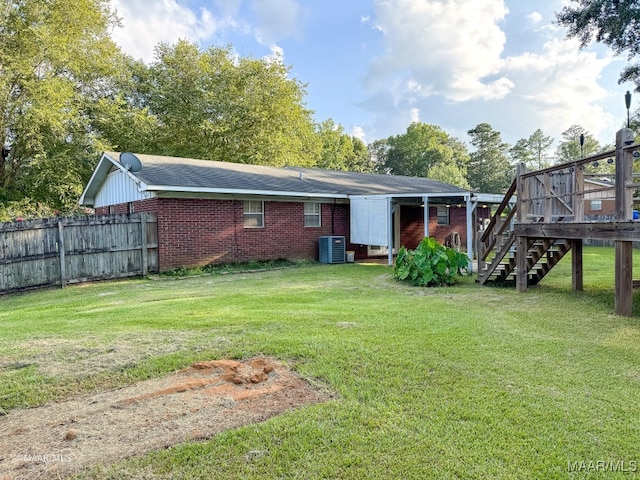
left=516, top=236, right=528, bottom=292
left=614, top=128, right=635, bottom=316
left=615, top=241, right=633, bottom=316
left=515, top=163, right=528, bottom=292
left=571, top=239, right=583, bottom=292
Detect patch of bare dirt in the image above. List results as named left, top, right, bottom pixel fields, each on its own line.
left=0, top=357, right=330, bottom=479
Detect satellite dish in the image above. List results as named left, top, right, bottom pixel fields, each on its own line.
left=120, top=152, right=142, bottom=172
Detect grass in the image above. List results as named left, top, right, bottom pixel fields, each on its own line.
left=2, top=247, right=640, bottom=478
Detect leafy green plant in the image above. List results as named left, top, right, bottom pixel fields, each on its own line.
left=394, top=237, right=468, bottom=286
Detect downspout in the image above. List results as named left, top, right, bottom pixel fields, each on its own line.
left=331, top=199, right=336, bottom=235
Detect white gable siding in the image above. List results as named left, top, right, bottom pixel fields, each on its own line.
left=94, top=169, right=153, bottom=208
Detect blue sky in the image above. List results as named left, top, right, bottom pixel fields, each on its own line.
left=109, top=0, right=635, bottom=151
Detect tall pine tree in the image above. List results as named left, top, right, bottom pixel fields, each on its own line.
left=467, top=123, right=512, bottom=193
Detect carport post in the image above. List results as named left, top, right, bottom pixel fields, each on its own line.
left=387, top=197, right=394, bottom=266
left=423, top=196, right=429, bottom=238
left=465, top=194, right=474, bottom=273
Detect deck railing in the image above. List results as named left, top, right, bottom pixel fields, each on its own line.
left=477, top=180, right=516, bottom=275
left=478, top=128, right=640, bottom=316
left=518, top=149, right=614, bottom=223
left=478, top=128, right=640, bottom=284
left=517, top=129, right=640, bottom=225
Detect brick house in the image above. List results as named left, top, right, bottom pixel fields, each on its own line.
left=584, top=177, right=616, bottom=217
left=80, top=152, right=494, bottom=271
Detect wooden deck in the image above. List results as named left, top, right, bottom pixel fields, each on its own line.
left=478, top=128, right=640, bottom=317
left=515, top=221, right=640, bottom=241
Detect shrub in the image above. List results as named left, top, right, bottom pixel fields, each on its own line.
left=394, top=237, right=468, bottom=287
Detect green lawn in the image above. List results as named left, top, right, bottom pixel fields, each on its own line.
left=2, top=247, right=640, bottom=479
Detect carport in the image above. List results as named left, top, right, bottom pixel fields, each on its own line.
left=349, top=192, right=506, bottom=269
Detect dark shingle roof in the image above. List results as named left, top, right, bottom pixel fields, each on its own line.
left=104, top=152, right=467, bottom=197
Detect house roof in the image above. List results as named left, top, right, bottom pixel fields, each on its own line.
left=80, top=151, right=469, bottom=206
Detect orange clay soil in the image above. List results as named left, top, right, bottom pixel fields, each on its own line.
left=0, top=357, right=330, bottom=480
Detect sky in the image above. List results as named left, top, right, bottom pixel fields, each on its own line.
left=108, top=0, right=636, bottom=150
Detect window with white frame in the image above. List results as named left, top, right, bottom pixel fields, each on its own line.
left=436, top=205, right=450, bottom=226
left=243, top=200, right=264, bottom=228
left=304, top=202, right=321, bottom=227
left=590, top=200, right=602, bottom=211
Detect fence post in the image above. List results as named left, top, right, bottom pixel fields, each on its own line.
left=58, top=220, right=67, bottom=288
left=140, top=213, right=148, bottom=276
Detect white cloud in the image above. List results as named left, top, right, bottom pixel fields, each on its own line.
left=265, top=43, right=285, bottom=64
left=359, top=0, right=618, bottom=145
left=367, top=0, right=511, bottom=102
left=351, top=126, right=367, bottom=143
left=214, top=0, right=243, bottom=16
left=501, top=37, right=614, bottom=140
left=110, top=0, right=219, bottom=62
left=527, top=11, right=543, bottom=25
left=250, top=0, right=303, bottom=45
left=410, top=107, right=420, bottom=123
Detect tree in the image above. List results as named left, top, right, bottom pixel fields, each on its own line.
left=467, top=123, right=512, bottom=193
left=375, top=123, right=470, bottom=188
left=369, top=139, right=390, bottom=174
left=554, top=125, right=601, bottom=163
left=315, top=119, right=373, bottom=172
left=528, top=129, right=555, bottom=169
left=510, top=139, right=535, bottom=168
left=0, top=0, right=124, bottom=210
left=556, top=1, right=640, bottom=89
left=89, top=57, right=160, bottom=155
left=510, top=129, right=554, bottom=170
left=102, top=41, right=321, bottom=167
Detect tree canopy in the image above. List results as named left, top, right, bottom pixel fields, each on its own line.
left=554, top=124, right=602, bottom=163
left=557, top=0, right=640, bottom=89
left=467, top=123, right=513, bottom=194
left=315, top=119, right=373, bottom=172
left=97, top=41, right=321, bottom=167
left=375, top=123, right=470, bottom=189
left=0, top=0, right=123, bottom=210
left=510, top=129, right=554, bottom=170
left=1, top=0, right=625, bottom=218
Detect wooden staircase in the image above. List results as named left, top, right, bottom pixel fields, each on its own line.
left=477, top=179, right=571, bottom=286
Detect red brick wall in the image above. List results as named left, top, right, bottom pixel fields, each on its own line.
left=430, top=206, right=467, bottom=248
left=398, top=205, right=491, bottom=250
left=400, top=206, right=425, bottom=249
left=97, top=198, right=483, bottom=270
left=584, top=199, right=615, bottom=216
left=100, top=198, right=352, bottom=271
left=94, top=198, right=159, bottom=216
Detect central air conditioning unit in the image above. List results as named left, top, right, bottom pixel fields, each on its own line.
left=318, top=236, right=346, bottom=264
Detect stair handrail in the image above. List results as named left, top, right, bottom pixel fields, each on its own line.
left=478, top=179, right=517, bottom=271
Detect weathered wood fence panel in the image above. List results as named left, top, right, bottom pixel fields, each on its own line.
left=0, top=214, right=158, bottom=293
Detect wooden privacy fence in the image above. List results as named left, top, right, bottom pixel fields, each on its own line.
left=0, top=213, right=158, bottom=293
